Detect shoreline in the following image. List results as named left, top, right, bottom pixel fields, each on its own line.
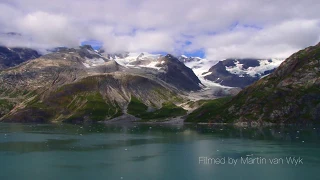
left=0, top=119, right=317, bottom=127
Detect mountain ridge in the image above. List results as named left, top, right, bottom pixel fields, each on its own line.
left=0, top=46, right=199, bottom=122
left=186, top=42, right=320, bottom=124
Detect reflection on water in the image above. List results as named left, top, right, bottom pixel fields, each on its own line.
left=0, top=123, right=320, bottom=180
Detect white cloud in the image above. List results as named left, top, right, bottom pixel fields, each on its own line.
left=0, top=3, right=22, bottom=31
left=0, top=0, right=319, bottom=58
left=198, top=19, right=320, bottom=60
left=18, top=12, right=82, bottom=47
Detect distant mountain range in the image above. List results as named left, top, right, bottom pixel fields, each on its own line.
left=0, top=32, right=285, bottom=89
left=1, top=43, right=302, bottom=124
left=98, top=51, right=284, bottom=88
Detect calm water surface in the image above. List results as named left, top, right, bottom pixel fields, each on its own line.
left=0, top=123, right=320, bottom=180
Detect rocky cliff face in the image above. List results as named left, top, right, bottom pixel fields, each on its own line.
left=187, top=43, right=320, bottom=124
left=155, top=54, right=202, bottom=91
left=0, top=46, right=40, bottom=70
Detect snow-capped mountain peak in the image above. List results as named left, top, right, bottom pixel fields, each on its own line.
left=204, top=58, right=285, bottom=87
left=224, top=58, right=284, bottom=77
left=99, top=51, right=285, bottom=88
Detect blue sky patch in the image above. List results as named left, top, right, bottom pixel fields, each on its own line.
left=81, top=40, right=103, bottom=50
left=183, top=49, right=205, bottom=58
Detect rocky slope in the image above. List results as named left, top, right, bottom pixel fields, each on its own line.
left=0, top=46, right=194, bottom=123
left=155, top=54, right=202, bottom=91
left=1, top=74, right=183, bottom=123
left=186, top=43, right=320, bottom=124
left=0, top=46, right=40, bottom=70
left=107, top=52, right=202, bottom=91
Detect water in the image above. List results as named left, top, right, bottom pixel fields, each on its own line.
left=0, top=123, right=320, bottom=180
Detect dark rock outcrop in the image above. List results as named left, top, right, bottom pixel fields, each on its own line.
left=0, top=46, right=40, bottom=70
left=156, top=54, right=202, bottom=91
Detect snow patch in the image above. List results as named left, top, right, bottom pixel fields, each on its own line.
left=139, top=61, right=162, bottom=70
left=225, top=58, right=284, bottom=77
left=184, top=58, right=218, bottom=77
left=226, top=61, right=244, bottom=75
left=82, top=62, right=90, bottom=68
left=114, top=52, right=162, bottom=70
left=83, top=57, right=106, bottom=68
left=202, top=72, right=212, bottom=76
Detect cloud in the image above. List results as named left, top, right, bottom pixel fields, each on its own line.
left=194, top=19, right=320, bottom=60
left=18, top=12, right=82, bottom=47
left=0, top=3, right=22, bottom=31
left=0, top=0, right=320, bottom=59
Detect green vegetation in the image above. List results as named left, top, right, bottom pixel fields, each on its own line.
left=140, top=102, right=186, bottom=121
left=22, top=76, right=123, bottom=122
left=0, top=87, right=33, bottom=99
left=127, top=96, right=187, bottom=121
left=0, top=99, right=15, bottom=111
left=185, top=99, right=211, bottom=109
left=127, top=96, right=148, bottom=116
left=26, top=91, right=122, bottom=122
left=0, top=99, right=15, bottom=118
left=66, top=92, right=122, bottom=122
left=152, top=88, right=167, bottom=98
left=185, top=97, right=232, bottom=123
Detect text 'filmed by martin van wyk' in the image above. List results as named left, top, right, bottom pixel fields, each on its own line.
left=199, top=156, right=304, bottom=166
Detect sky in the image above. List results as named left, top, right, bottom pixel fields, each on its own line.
left=0, top=0, right=320, bottom=60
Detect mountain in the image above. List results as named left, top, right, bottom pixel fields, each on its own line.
left=0, top=44, right=294, bottom=123
left=177, top=55, right=284, bottom=88
left=99, top=51, right=284, bottom=89
left=0, top=46, right=40, bottom=70
left=203, top=58, right=284, bottom=88
left=104, top=52, right=202, bottom=91
left=186, top=42, right=320, bottom=124
left=154, top=54, right=203, bottom=91
left=105, top=52, right=218, bottom=88
left=0, top=46, right=201, bottom=122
